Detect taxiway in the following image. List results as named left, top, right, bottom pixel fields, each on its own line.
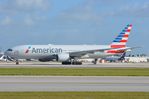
left=0, top=62, right=149, bottom=68
left=0, top=76, right=149, bottom=92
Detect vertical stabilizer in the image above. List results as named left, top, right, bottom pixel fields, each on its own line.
left=110, top=24, right=132, bottom=48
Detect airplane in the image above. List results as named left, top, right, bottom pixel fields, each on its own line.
left=5, top=24, right=134, bottom=65
left=103, top=52, right=126, bottom=62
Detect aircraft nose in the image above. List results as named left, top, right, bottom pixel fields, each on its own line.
left=4, top=48, right=14, bottom=57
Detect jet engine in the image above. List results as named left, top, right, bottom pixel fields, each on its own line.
left=38, top=55, right=56, bottom=62
left=57, top=53, right=70, bottom=62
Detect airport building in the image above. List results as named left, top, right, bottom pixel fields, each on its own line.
left=125, top=57, right=149, bottom=63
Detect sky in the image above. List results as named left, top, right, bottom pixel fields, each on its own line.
left=0, top=0, right=149, bottom=54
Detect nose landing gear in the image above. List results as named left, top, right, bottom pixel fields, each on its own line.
left=16, top=60, right=19, bottom=65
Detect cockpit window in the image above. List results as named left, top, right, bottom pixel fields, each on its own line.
left=7, top=49, right=13, bottom=51
left=0, top=54, right=3, bottom=57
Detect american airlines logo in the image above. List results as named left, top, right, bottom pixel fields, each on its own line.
left=25, top=46, right=63, bottom=54
left=25, top=46, right=31, bottom=53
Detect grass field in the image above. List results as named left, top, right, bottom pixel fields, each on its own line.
left=0, top=92, right=149, bottom=99
left=0, top=68, right=149, bottom=76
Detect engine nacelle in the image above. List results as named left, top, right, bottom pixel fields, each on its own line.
left=38, top=55, right=57, bottom=62
left=57, top=53, right=70, bottom=62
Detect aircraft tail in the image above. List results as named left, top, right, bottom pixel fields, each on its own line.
left=110, top=24, right=132, bottom=48
left=118, top=52, right=126, bottom=60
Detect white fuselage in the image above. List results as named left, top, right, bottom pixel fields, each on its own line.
left=5, top=44, right=112, bottom=60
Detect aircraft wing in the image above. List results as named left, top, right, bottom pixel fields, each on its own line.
left=69, top=48, right=112, bottom=57
left=69, top=47, right=139, bottom=57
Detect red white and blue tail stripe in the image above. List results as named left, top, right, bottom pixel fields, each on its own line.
left=110, top=24, right=132, bottom=48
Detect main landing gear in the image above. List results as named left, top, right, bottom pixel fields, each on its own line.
left=93, top=59, right=98, bottom=64
left=16, top=60, right=19, bottom=65
left=62, top=60, right=82, bottom=65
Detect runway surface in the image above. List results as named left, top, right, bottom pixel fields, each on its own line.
left=0, top=76, right=149, bottom=92
left=0, top=62, right=149, bottom=68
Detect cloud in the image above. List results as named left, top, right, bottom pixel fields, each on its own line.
left=1, top=16, right=13, bottom=25
left=0, top=0, right=51, bottom=26
left=58, top=0, right=101, bottom=23
left=99, top=1, right=149, bottom=17
left=15, top=0, right=50, bottom=11
left=24, top=16, right=34, bottom=26
left=123, top=2, right=149, bottom=17
left=0, top=0, right=51, bottom=14
left=67, top=0, right=149, bottom=18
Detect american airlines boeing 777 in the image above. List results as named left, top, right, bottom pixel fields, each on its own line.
left=5, top=24, right=134, bottom=65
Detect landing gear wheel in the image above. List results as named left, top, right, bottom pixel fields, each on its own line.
left=62, top=61, right=82, bottom=65
left=62, top=61, right=71, bottom=65
left=93, top=59, right=98, bottom=64
left=16, top=60, right=19, bottom=65
left=72, top=61, right=82, bottom=65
